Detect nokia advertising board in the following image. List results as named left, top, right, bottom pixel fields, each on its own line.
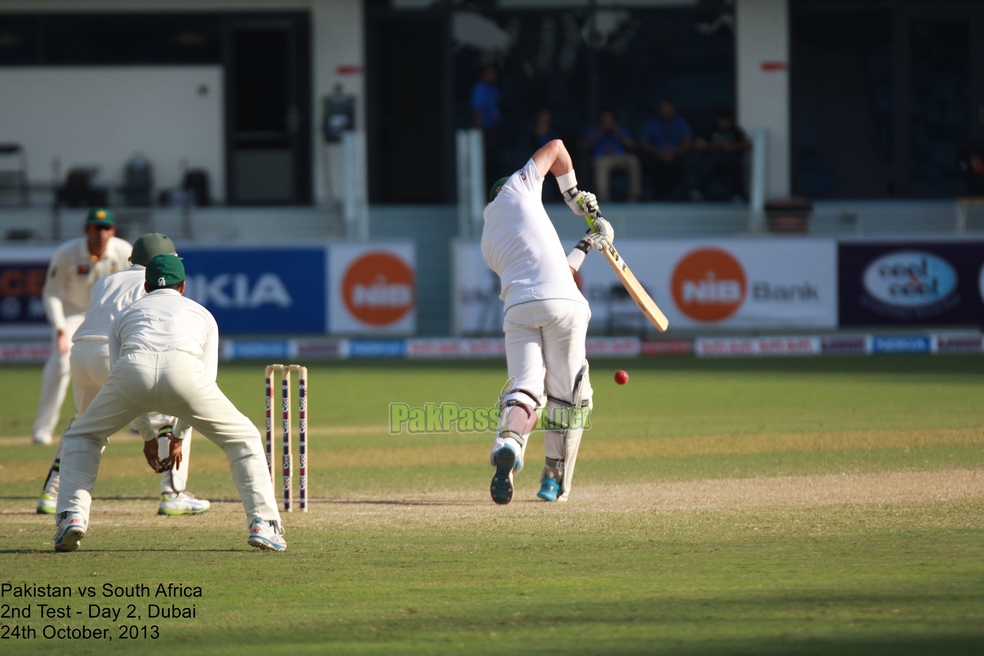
left=839, top=241, right=984, bottom=326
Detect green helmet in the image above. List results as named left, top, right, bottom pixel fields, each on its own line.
left=130, top=233, right=178, bottom=266
left=489, top=177, right=510, bottom=202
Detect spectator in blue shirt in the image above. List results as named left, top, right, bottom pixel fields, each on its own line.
left=583, top=108, right=642, bottom=202
left=640, top=99, right=693, bottom=200
left=472, top=65, right=503, bottom=188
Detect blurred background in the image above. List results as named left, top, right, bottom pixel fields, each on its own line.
left=1, top=0, right=983, bottom=357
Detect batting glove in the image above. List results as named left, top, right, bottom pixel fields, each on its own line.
left=563, top=188, right=599, bottom=217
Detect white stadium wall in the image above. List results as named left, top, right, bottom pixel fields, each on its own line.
left=736, top=0, right=790, bottom=199
left=0, top=66, right=224, bottom=202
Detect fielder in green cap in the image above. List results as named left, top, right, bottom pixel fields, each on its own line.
left=55, top=244, right=286, bottom=552
left=29, top=206, right=131, bottom=447
left=144, top=254, right=186, bottom=291
left=37, top=233, right=210, bottom=518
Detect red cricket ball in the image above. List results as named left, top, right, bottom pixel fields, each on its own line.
left=614, top=370, right=629, bottom=385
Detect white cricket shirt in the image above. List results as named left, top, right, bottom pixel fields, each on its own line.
left=110, top=289, right=219, bottom=383
left=481, top=159, right=586, bottom=311
left=73, top=267, right=146, bottom=343
left=42, top=236, right=132, bottom=330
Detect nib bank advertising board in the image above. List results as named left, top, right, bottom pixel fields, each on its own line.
left=180, top=243, right=415, bottom=335
left=453, top=239, right=836, bottom=333
left=839, top=240, right=984, bottom=326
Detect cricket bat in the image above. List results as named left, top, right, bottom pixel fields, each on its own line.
left=586, top=215, right=669, bottom=332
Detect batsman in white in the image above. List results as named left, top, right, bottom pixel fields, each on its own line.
left=33, top=208, right=131, bottom=446
left=37, top=233, right=211, bottom=517
left=53, top=254, right=285, bottom=553
left=482, top=139, right=614, bottom=504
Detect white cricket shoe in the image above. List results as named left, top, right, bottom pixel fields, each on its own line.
left=32, top=432, right=52, bottom=446
left=247, top=518, right=287, bottom=552
left=490, top=445, right=518, bottom=505
left=158, top=491, right=211, bottom=516
left=53, top=511, right=86, bottom=552
left=37, top=493, right=57, bottom=515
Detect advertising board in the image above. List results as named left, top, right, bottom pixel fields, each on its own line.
left=839, top=241, right=984, bottom=326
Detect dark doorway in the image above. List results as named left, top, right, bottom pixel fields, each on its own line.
left=367, top=14, right=451, bottom=204
left=225, top=14, right=311, bottom=204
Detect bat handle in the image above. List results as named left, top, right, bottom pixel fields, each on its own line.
left=585, top=212, right=605, bottom=234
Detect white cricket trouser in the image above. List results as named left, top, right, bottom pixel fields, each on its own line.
left=57, top=350, right=280, bottom=526
left=43, top=342, right=192, bottom=499
left=32, top=315, right=84, bottom=442
left=500, top=299, right=590, bottom=461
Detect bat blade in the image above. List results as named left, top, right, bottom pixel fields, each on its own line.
left=587, top=214, right=669, bottom=332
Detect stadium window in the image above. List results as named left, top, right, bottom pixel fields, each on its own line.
left=0, top=13, right=221, bottom=66
left=0, top=15, right=42, bottom=64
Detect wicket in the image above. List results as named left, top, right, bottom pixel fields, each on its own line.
left=264, top=364, right=308, bottom=512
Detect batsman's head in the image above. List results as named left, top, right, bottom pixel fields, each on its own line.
left=489, top=177, right=510, bottom=202
left=130, top=233, right=178, bottom=267
left=145, top=254, right=186, bottom=292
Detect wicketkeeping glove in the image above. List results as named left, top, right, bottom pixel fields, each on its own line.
left=563, top=188, right=599, bottom=217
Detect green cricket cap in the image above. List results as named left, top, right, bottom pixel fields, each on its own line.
left=130, top=233, right=178, bottom=266
left=85, top=208, right=115, bottom=227
left=145, top=254, right=185, bottom=290
left=489, top=177, right=510, bottom=202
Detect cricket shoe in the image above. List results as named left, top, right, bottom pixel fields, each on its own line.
left=247, top=518, right=287, bottom=552
left=37, top=493, right=57, bottom=515
left=32, top=432, right=52, bottom=446
left=490, top=445, right=518, bottom=505
left=53, top=512, right=86, bottom=552
left=159, top=492, right=211, bottom=516
left=536, top=477, right=561, bottom=502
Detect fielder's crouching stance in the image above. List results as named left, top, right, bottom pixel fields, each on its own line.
left=53, top=254, right=286, bottom=553
left=482, top=139, right=613, bottom=504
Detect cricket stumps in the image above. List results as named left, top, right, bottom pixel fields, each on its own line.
left=265, top=364, right=308, bottom=512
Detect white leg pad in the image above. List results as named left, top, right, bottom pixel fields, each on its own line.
left=558, top=361, right=593, bottom=501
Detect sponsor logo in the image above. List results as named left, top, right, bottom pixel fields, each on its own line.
left=186, top=273, right=293, bottom=309
left=937, top=335, right=983, bottom=353
left=695, top=337, right=821, bottom=357
left=862, top=251, right=957, bottom=308
left=641, top=339, right=694, bottom=356
left=671, top=248, right=746, bottom=322
left=348, top=339, right=406, bottom=358
left=871, top=336, right=931, bottom=354
left=77, top=264, right=90, bottom=275
left=821, top=337, right=868, bottom=355
left=342, top=252, right=414, bottom=326
left=230, top=341, right=290, bottom=359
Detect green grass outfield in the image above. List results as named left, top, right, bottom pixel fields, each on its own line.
left=0, top=355, right=982, bottom=655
